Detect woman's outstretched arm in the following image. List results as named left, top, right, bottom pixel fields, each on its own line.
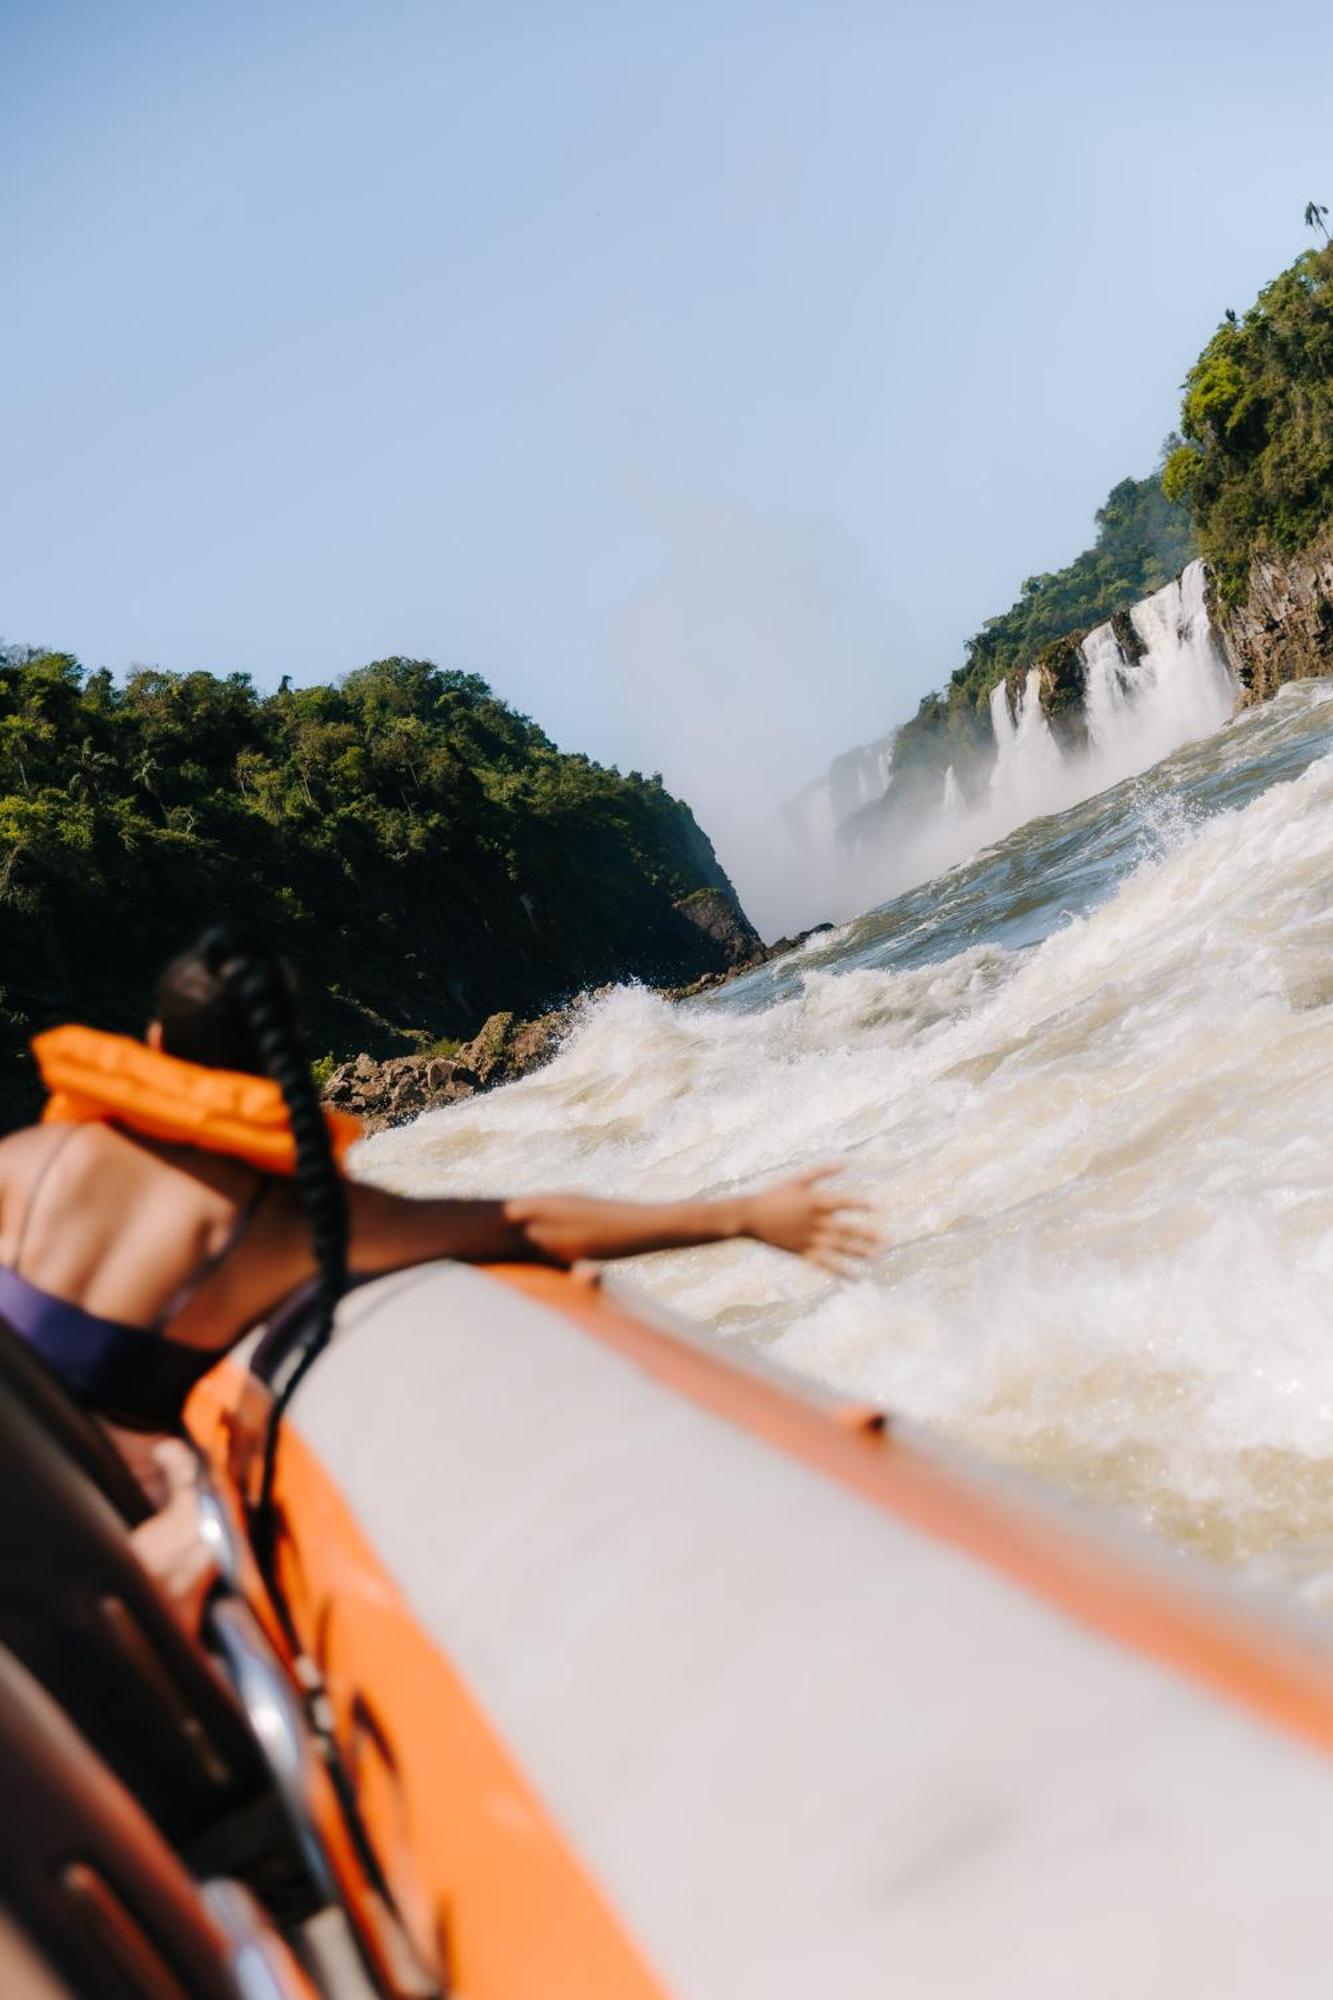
left=346, top=1165, right=880, bottom=1276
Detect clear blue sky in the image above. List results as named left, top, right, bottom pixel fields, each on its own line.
left=3, top=0, right=1330, bottom=900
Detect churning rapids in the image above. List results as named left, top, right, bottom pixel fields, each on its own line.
left=360, top=671, right=1333, bottom=1602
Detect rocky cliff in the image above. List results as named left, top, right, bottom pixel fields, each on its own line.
left=1214, top=529, right=1333, bottom=704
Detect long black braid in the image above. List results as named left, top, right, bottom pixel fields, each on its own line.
left=161, top=925, right=348, bottom=1570
left=158, top=928, right=400, bottom=1914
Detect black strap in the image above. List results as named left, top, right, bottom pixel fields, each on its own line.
left=154, top=1176, right=271, bottom=1331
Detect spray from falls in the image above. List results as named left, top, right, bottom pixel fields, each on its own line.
left=801, top=561, right=1238, bottom=916
left=941, top=765, right=962, bottom=816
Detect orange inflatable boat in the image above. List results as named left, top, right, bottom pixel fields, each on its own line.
left=184, top=1257, right=1333, bottom=2000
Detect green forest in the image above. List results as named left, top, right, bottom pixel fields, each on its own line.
left=0, top=651, right=743, bottom=1125
left=1164, top=241, right=1333, bottom=601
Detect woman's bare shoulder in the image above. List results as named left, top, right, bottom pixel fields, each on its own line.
left=0, top=1121, right=154, bottom=1192
left=0, top=1124, right=58, bottom=1172
left=0, top=1124, right=73, bottom=1236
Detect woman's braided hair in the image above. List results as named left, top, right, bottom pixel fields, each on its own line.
left=155, top=924, right=348, bottom=1560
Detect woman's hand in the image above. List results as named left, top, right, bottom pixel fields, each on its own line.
left=352, top=1165, right=883, bottom=1272
left=130, top=1439, right=219, bottom=1634
left=737, top=1165, right=883, bottom=1273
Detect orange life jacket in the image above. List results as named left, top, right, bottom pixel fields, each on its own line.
left=32, top=1025, right=361, bottom=1176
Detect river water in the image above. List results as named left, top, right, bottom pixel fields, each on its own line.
left=360, top=670, right=1333, bottom=1596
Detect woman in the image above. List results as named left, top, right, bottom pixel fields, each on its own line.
left=0, top=926, right=879, bottom=1498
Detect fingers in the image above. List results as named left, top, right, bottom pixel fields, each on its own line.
left=813, top=1198, right=884, bottom=1244
left=829, top=1227, right=884, bottom=1258
left=805, top=1221, right=885, bottom=1270
left=814, top=1189, right=877, bottom=1217
left=811, top=1199, right=885, bottom=1249
left=151, top=1437, right=202, bottom=1503
left=137, top=1440, right=219, bottom=1635
left=753, top=1166, right=885, bottom=1272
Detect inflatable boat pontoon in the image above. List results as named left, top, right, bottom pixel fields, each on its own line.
left=179, top=1259, right=1333, bottom=2000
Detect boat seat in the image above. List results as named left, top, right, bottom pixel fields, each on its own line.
left=0, top=1313, right=276, bottom=1851
left=0, top=1305, right=152, bottom=1524
left=0, top=1640, right=318, bottom=2000
left=0, top=1316, right=429, bottom=1990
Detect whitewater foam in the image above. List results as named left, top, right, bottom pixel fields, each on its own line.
left=358, top=683, right=1333, bottom=1578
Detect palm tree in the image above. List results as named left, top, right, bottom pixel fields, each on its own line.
left=1305, top=200, right=1329, bottom=243
left=67, top=738, right=116, bottom=802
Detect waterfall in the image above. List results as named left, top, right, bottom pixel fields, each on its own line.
left=978, top=559, right=1234, bottom=830
left=783, top=560, right=1237, bottom=922
left=988, top=677, right=1017, bottom=757
left=941, top=765, right=962, bottom=815
left=783, top=730, right=897, bottom=870
left=1082, top=561, right=1235, bottom=771
left=1081, top=621, right=1134, bottom=749
left=989, top=666, right=1066, bottom=814
left=827, top=739, right=895, bottom=825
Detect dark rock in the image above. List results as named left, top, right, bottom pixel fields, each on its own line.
left=323, top=1050, right=478, bottom=1134
left=671, top=887, right=766, bottom=970
left=1110, top=607, right=1147, bottom=667
left=1034, top=631, right=1091, bottom=753
left=508, top=1012, right=569, bottom=1075
left=662, top=968, right=732, bottom=1002
left=767, top=922, right=835, bottom=961
left=453, top=1006, right=570, bottom=1088
left=1215, top=529, right=1333, bottom=703
left=456, top=1011, right=518, bottom=1086
left=424, top=1056, right=478, bottom=1092
left=328, top=1004, right=572, bottom=1129
left=664, top=919, right=839, bottom=1000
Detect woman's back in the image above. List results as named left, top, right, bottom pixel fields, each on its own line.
left=0, top=1122, right=311, bottom=1357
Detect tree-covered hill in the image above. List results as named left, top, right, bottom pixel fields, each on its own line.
left=882, top=237, right=1333, bottom=802
left=0, top=649, right=752, bottom=1127
left=1164, top=241, right=1333, bottom=603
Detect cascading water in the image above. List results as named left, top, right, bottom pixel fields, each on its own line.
left=791, top=560, right=1237, bottom=917
left=358, top=670, right=1333, bottom=1607
left=786, top=731, right=896, bottom=861
left=980, top=559, right=1236, bottom=835
left=988, top=666, right=1066, bottom=812
left=987, top=676, right=1017, bottom=759
left=1080, top=620, right=1134, bottom=749
left=1080, top=560, right=1236, bottom=775
left=941, top=765, right=962, bottom=816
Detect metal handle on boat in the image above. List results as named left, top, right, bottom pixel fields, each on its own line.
left=196, top=1467, right=247, bottom=1590
left=200, top=1878, right=324, bottom=1999
left=206, top=1597, right=442, bottom=2000
left=208, top=1597, right=341, bottom=1906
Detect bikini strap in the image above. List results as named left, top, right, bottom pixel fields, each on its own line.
left=154, top=1175, right=272, bottom=1332
left=12, top=1126, right=83, bottom=1279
